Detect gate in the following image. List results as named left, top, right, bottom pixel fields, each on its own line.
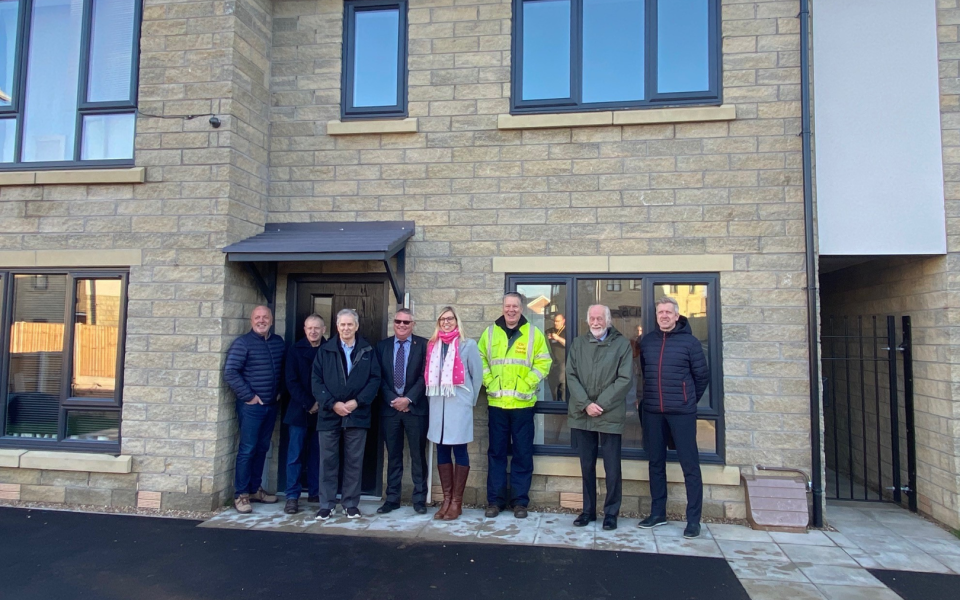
left=822, top=315, right=917, bottom=511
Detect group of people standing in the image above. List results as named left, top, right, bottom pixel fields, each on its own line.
left=223, top=292, right=709, bottom=538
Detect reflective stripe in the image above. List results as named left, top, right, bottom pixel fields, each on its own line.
left=534, top=353, right=551, bottom=360
left=530, top=368, right=546, bottom=382
left=491, top=358, right=532, bottom=367
left=526, top=326, right=535, bottom=365
left=487, top=389, right=536, bottom=401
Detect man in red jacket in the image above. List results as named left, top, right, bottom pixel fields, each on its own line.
left=636, top=297, right=710, bottom=538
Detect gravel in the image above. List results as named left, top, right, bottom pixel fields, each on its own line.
left=0, top=499, right=225, bottom=521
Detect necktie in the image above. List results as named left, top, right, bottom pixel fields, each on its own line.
left=394, top=340, right=406, bottom=394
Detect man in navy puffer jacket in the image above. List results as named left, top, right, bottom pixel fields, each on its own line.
left=637, top=297, right=710, bottom=538
left=224, top=305, right=286, bottom=514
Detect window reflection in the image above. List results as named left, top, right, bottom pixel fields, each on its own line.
left=6, top=274, right=66, bottom=438
left=352, top=8, right=400, bottom=108
left=517, top=283, right=566, bottom=402
left=72, top=279, right=122, bottom=398
left=0, top=0, right=19, bottom=107
left=582, top=0, right=643, bottom=102
left=522, top=0, right=571, bottom=100
left=655, top=283, right=711, bottom=409
left=66, top=410, right=119, bottom=442
left=22, top=0, right=83, bottom=162
left=657, top=0, right=710, bottom=93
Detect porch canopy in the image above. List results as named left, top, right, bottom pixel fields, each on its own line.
left=222, top=221, right=415, bottom=303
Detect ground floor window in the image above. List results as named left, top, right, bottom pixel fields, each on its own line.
left=508, top=273, right=723, bottom=463
left=0, top=270, right=127, bottom=453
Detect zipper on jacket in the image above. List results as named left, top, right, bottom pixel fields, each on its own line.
left=658, top=333, right=666, bottom=413
left=682, top=381, right=688, bottom=405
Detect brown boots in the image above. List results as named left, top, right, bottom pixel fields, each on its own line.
left=434, top=463, right=454, bottom=520
left=442, top=465, right=470, bottom=521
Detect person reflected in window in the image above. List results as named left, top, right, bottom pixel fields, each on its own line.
left=566, top=305, right=632, bottom=531
left=545, top=313, right=567, bottom=402
left=426, top=306, right=482, bottom=521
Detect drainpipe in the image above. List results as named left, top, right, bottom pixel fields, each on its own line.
left=799, top=0, right=824, bottom=528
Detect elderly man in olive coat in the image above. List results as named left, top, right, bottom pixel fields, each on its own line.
left=566, top=304, right=633, bottom=531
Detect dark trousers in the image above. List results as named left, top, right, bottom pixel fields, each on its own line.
left=318, top=427, right=367, bottom=510
left=437, top=443, right=469, bottom=466
left=487, top=406, right=534, bottom=507
left=571, top=428, right=622, bottom=517
left=234, top=401, right=278, bottom=498
left=643, top=410, right=702, bottom=523
left=285, top=424, right=320, bottom=500
left=382, top=411, right=428, bottom=505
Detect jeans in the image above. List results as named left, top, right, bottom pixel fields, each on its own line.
left=571, top=428, right=622, bottom=517
left=486, top=406, right=535, bottom=507
left=285, top=424, right=320, bottom=500
left=234, top=401, right=278, bottom=498
left=437, top=443, right=469, bottom=466
left=643, top=410, right=702, bottom=523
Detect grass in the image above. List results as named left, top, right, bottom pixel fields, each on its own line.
left=952, top=528, right=960, bottom=540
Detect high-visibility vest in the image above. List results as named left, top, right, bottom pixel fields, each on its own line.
left=478, top=322, right=552, bottom=409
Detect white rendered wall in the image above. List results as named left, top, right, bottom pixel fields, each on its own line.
left=813, top=0, right=946, bottom=255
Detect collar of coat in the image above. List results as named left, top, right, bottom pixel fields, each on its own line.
left=495, top=314, right=528, bottom=337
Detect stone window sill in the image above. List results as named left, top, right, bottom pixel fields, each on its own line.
left=533, top=455, right=740, bottom=486
left=498, top=104, right=736, bottom=130
left=326, top=117, right=418, bottom=135
left=0, top=449, right=132, bottom=474
left=0, top=167, right=145, bottom=186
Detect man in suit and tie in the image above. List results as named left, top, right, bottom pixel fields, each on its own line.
left=375, top=308, right=429, bottom=514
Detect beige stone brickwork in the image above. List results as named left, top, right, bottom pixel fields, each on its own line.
left=0, top=0, right=819, bottom=519
left=265, top=0, right=811, bottom=519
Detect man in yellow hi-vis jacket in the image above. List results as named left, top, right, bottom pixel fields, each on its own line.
left=478, top=292, right=551, bottom=519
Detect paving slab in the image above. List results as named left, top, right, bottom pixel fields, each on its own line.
left=799, top=565, right=886, bottom=588
left=709, top=523, right=774, bottom=542
left=727, top=558, right=810, bottom=583
left=718, top=540, right=790, bottom=562
left=779, top=544, right=860, bottom=567
left=739, top=580, right=826, bottom=600
left=770, top=530, right=836, bottom=547
left=655, top=536, right=723, bottom=558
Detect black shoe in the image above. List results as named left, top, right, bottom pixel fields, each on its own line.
left=377, top=501, right=400, bottom=514
left=346, top=507, right=362, bottom=519
left=413, top=503, right=427, bottom=514
left=638, top=515, right=668, bottom=529
left=683, top=522, right=701, bottom=538
left=284, top=498, right=299, bottom=515
left=602, top=515, right=618, bottom=531
left=484, top=505, right=503, bottom=518
left=513, top=505, right=528, bottom=519
left=307, top=495, right=320, bottom=503
left=315, top=508, right=332, bottom=521
left=573, top=513, right=596, bottom=527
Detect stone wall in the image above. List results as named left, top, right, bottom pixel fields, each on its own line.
left=265, top=0, right=813, bottom=519
left=820, top=256, right=960, bottom=528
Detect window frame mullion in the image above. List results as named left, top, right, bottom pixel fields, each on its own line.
left=73, top=0, right=94, bottom=162
left=57, top=273, right=78, bottom=441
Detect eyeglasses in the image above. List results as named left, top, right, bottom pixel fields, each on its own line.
left=394, top=319, right=413, bottom=325
left=438, top=316, right=456, bottom=323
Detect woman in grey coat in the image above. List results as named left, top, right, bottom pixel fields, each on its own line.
left=426, top=305, right=482, bottom=521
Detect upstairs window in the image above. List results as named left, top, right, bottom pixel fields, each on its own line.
left=0, top=0, right=141, bottom=168
left=511, top=0, right=720, bottom=114
left=341, top=0, right=408, bottom=119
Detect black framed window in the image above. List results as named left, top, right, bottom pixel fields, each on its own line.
left=511, top=0, right=720, bottom=114
left=0, top=0, right=140, bottom=169
left=509, top=273, right=724, bottom=463
left=341, top=0, right=407, bottom=120
left=0, top=270, right=127, bottom=453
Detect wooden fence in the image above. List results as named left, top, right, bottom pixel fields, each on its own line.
left=9, top=322, right=117, bottom=378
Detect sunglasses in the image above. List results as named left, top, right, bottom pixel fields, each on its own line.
left=394, top=319, right=413, bottom=325
left=438, top=316, right=456, bottom=323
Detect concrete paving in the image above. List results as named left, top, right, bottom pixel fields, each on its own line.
left=202, top=499, right=960, bottom=600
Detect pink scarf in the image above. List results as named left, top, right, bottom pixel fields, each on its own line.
left=425, top=329, right=465, bottom=397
